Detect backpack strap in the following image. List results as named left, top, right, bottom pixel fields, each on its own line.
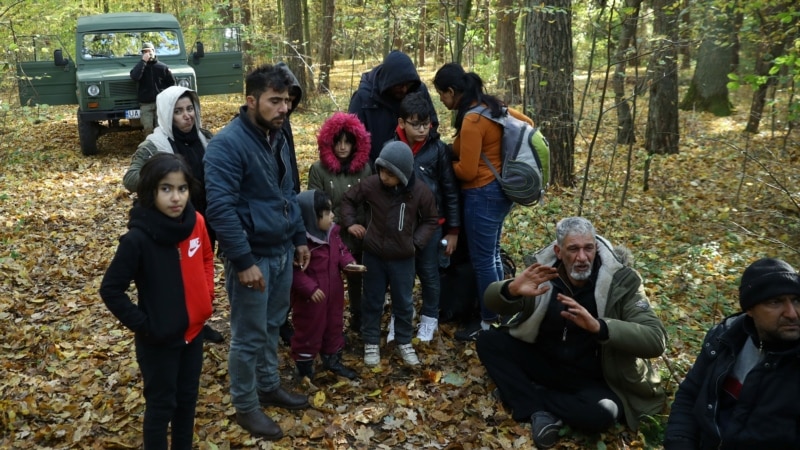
left=467, top=105, right=507, bottom=184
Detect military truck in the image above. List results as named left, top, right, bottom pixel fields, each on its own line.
left=16, top=12, right=243, bottom=155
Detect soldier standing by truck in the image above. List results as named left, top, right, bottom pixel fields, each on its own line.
left=130, top=42, right=175, bottom=134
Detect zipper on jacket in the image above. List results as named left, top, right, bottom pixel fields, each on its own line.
left=398, top=202, right=406, bottom=231
left=558, top=275, right=575, bottom=342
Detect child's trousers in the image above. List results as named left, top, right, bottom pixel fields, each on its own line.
left=361, top=251, right=415, bottom=345
left=135, top=334, right=203, bottom=450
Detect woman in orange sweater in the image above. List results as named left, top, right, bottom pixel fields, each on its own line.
left=433, top=62, right=534, bottom=341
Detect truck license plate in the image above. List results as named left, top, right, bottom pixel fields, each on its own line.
left=125, top=109, right=141, bottom=119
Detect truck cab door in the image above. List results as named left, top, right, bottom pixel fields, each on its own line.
left=17, top=37, right=78, bottom=106
left=188, top=27, right=243, bottom=96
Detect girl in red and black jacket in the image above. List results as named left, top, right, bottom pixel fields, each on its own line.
left=100, top=153, right=214, bottom=450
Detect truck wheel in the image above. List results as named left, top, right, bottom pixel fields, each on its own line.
left=78, top=113, right=100, bottom=156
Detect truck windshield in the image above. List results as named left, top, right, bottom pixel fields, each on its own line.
left=80, top=30, right=181, bottom=60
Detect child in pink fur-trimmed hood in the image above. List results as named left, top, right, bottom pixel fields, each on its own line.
left=307, top=112, right=372, bottom=333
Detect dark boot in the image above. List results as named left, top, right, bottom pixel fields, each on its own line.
left=235, top=409, right=283, bottom=440
left=257, top=386, right=309, bottom=410
left=321, top=351, right=357, bottom=379
left=295, top=359, right=314, bottom=379
left=279, top=319, right=294, bottom=346
left=203, top=324, right=224, bottom=343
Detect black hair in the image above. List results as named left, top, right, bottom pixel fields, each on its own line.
left=245, top=64, right=292, bottom=99
left=136, top=153, right=197, bottom=210
left=333, top=129, right=356, bottom=147
left=399, top=91, right=431, bottom=121
left=313, top=190, right=333, bottom=219
left=432, top=62, right=505, bottom=134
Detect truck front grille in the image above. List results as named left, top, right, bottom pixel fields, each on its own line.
left=109, top=81, right=137, bottom=97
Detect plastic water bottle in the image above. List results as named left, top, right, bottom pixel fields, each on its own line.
left=439, top=239, right=450, bottom=269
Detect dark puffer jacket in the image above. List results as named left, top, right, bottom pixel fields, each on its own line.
left=339, top=173, right=438, bottom=260
left=664, top=313, right=800, bottom=450
left=347, top=51, right=438, bottom=163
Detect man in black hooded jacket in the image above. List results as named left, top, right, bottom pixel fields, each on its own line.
left=664, top=257, right=800, bottom=450
left=348, top=51, right=438, bottom=165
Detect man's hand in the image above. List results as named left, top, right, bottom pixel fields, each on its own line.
left=348, top=224, right=366, bottom=239
left=558, top=294, right=602, bottom=334
left=238, top=265, right=265, bottom=292
left=295, top=245, right=310, bottom=270
left=310, top=289, right=325, bottom=303
left=507, top=263, right=558, bottom=297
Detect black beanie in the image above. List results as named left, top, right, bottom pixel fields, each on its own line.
left=739, top=258, right=800, bottom=311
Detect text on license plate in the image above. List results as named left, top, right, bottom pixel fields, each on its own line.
left=126, top=109, right=141, bottom=119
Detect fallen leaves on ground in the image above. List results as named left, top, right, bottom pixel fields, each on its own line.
left=1, top=65, right=799, bottom=449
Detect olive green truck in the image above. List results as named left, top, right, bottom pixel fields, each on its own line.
left=17, top=12, right=243, bottom=155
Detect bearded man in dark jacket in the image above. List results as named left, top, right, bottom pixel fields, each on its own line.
left=664, top=258, right=800, bottom=450
left=348, top=50, right=438, bottom=164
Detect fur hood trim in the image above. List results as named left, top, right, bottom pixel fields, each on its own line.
left=316, top=112, right=371, bottom=174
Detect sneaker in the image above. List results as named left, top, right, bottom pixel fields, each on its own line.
left=386, top=315, right=396, bottom=343
left=364, top=344, right=380, bottom=366
left=396, top=343, right=420, bottom=366
left=530, top=411, right=563, bottom=449
left=416, top=315, right=438, bottom=342
left=454, top=319, right=489, bottom=342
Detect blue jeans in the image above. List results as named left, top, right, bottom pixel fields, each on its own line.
left=362, top=251, right=415, bottom=345
left=225, top=252, right=292, bottom=412
left=462, top=180, right=513, bottom=321
left=415, top=226, right=442, bottom=318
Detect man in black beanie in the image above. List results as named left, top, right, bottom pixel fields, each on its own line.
left=665, top=257, right=800, bottom=449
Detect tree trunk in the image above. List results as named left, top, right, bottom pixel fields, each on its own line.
left=524, top=0, right=575, bottom=188
left=383, top=0, right=393, bottom=55
left=645, top=0, right=679, bottom=155
left=483, top=0, right=491, bottom=56
left=679, top=5, right=734, bottom=116
left=318, top=0, right=335, bottom=92
left=418, top=0, right=426, bottom=67
left=613, top=0, right=641, bottom=144
left=679, top=0, right=691, bottom=69
left=454, top=0, right=473, bottom=65
left=239, top=0, right=254, bottom=70
left=217, top=2, right=233, bottom=25
left=282, top=0, right=309, bottom=94
left=745, top=2, right=794, bottom=133
left=497, top=0, right=521, bottom=105
left=302, top=0, right=315, bottom=92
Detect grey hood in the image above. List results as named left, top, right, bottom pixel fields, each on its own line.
left=297, top=190, right=329, bottom=243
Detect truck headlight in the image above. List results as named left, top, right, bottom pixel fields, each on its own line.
left=87, top=84, right=100, bottom=96
left=177, top=78, right=191, bottom=88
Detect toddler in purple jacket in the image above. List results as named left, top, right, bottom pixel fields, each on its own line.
left=290, top=190, right=364, bottom=380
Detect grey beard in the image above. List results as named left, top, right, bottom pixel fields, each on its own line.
left=570, top=269, right=591, bottom=281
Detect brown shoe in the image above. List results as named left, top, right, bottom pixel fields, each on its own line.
left=258, top=386, right=309, bottom=410
left=235, top=409, right=283, bottom=440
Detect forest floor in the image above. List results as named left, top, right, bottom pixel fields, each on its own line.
left=1, top=62, right=799, bottom=449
